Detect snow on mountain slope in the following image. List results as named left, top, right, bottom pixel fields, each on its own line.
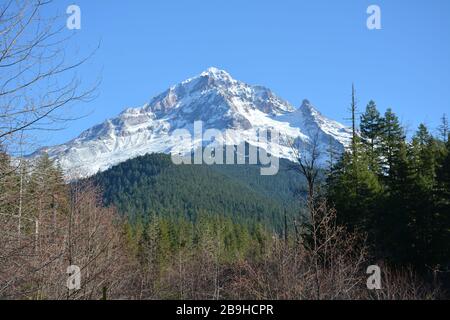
left=30, top=67, right=352, bottom=180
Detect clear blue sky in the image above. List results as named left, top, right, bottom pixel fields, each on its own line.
left=43, top=0, right=450, bottom=146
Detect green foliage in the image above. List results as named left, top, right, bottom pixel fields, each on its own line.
left=90, top=153, right=307, bottom=276
left=327, top=104, right=450, bottom=270
left=360, top=100, right=384, bottom=174
left=126, top=212, right=271, bottom=269
left=327, top=150, right=383, bottom=236
left=92, top=153, right=305, bottom=233
left=380, top=108, right=406, bottom=178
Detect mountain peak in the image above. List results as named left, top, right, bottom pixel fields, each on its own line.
left=30, top=70, right=352, bottom=180
left=301, top=99, right=311, bottom=106
left=178, top=67, right=235, bottom=93
left=203, top=66, right=228, bottom=75
left=299, top=99, right=321, bottom=116
left=200, top=67, right=232, bottom=80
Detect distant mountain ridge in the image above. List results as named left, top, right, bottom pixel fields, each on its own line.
left=31, top=67, right=352, bottom=179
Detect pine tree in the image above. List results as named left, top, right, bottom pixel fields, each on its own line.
left=410, top=124, right=437, bottom=183
left=379, top=139, right=412, bottom=264
left=327, top=87, right=385, bottom=239
left=360, top=100, right=383, bottom=174
left=434, top=138, right=450, bottom=263
left=327, top=151, right=382, bottom=238
left=407, top=124, right=448, bottom=267
left=380, top=108, right=405, bottom=179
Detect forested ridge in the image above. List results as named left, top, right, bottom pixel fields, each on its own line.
left=92, top=153, right=304, bottom=232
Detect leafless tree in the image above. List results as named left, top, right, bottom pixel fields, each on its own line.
left=0, top=174, right=138, bottom=299
left=0, top=1, right=106, bottom=299
left=288, top=129, right=325, bottom=298
left=0, top=0, right=98, bottom=155
left=288, top=129, right=322, bottom=206
left=284, top=129, right=370, bottom=299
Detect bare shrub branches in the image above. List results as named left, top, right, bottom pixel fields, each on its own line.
left=0, top=0, right=98, bottom=152
left=0, top=161, right=137, bottom=300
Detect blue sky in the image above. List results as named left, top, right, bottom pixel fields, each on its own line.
left=42, top=0, right=450, bottom=146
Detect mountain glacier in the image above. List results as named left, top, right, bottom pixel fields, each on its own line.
left=31, top=67, right=352, bottom=180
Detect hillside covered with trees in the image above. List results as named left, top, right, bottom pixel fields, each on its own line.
left=91, top=153, right=305, bottom=232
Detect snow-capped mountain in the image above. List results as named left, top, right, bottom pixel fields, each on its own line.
left=31, top=67, right=352, bottom=179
